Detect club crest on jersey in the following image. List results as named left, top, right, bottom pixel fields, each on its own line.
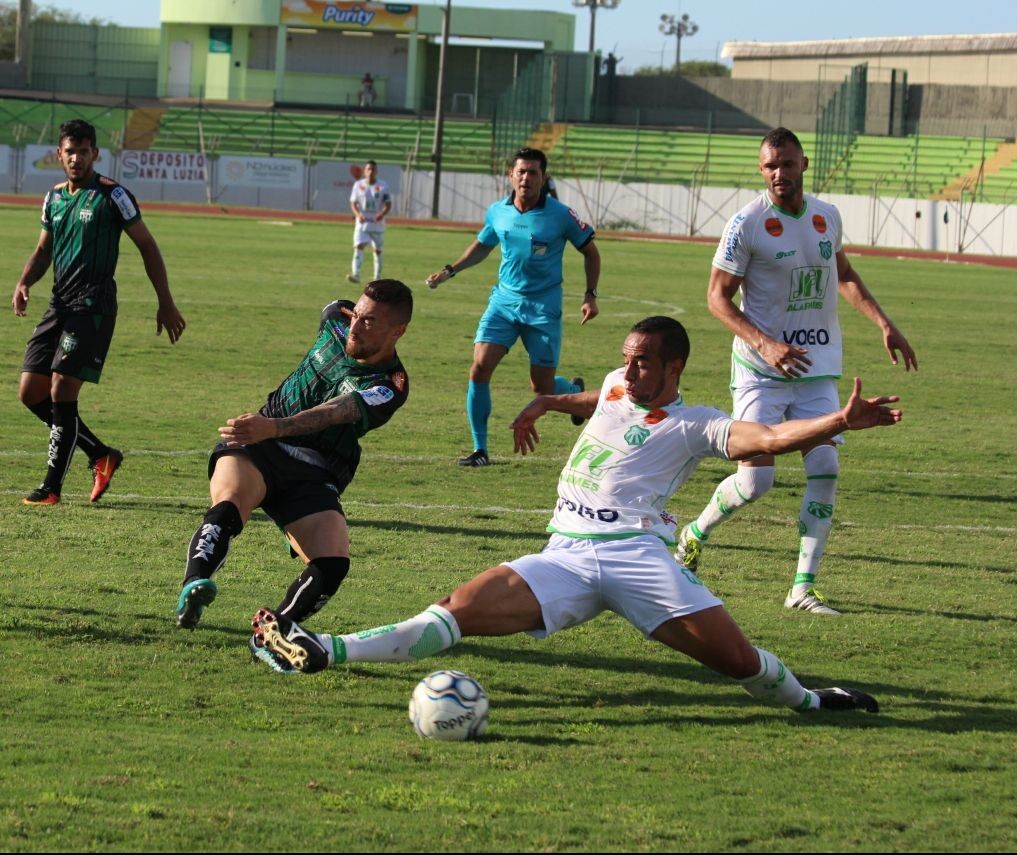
left=765, top=217, right=783, bottom=237
left=79, top=208, right=93, bottom=223
left=812, top=214, right=827, bottom=233
left=624, top=424, right=650, bottom=447
left=819, top=240, right=833, bottom=260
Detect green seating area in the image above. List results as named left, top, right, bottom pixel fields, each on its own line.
left=2, top=95, right=1012, bottom=204
left=549, top=126, right=820, bottom=188
left=821, top=134, right=1005, bottom=198
left=151, top=107, right=495, bottom=172
left=0, top=98, right=129, bottom=148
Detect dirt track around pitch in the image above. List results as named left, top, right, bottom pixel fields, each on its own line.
left=3, top=193, right=1014, bottom=269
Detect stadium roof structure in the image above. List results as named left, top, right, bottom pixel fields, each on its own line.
left=722, top=32, right=1017, bottom=59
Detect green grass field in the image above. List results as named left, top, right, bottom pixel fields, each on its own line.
left=1, top=205, right=1015, bottom=852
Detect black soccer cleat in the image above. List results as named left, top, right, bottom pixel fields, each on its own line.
left=814, top=687, right=879, bottom=713
left=457, top=449, right=490, bottom=467
left=251, top=608, right=329, bottom=674
left=570, top=377, right=586, bottom=426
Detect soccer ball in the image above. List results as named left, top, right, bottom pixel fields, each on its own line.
left=408, top=670, right=489, bottom=741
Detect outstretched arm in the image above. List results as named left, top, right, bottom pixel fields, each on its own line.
left=126, top=220, right=186, bottom=344
left=425, top=240, right=495, bottom=288
left=726, top=377, right=901, bottom=460
left=837, top=251, right=918, bottom=371
left=12, top=229, right=52, bottom=316
left=511, top=390, right=600, bottom=455
left=218, top=394, right=363, bottom=446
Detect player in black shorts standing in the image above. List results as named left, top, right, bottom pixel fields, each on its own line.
left=12, top=118, right=187, bottom=505
left=176, top=279, right=412, bottom=670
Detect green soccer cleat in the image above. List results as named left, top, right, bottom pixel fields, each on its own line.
left=176, top=578, right=218, bottom=629
left=674, top=523, right=704, bottom=572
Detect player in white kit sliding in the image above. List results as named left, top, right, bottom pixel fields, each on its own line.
left=253, top=316, right=903, bottom=716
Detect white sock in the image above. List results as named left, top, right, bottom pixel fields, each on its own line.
left=373, top=252, right=382, bottom=279
left=325, top=605, right=461, bottom=665
left=793, top=446, right=839, bottom=595
left=693, top=466, right=774, bottom=537
left=352, top=248, right=363, bottom=277
left=739, top=646, right=818, bottom=711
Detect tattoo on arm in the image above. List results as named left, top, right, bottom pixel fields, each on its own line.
left=273, top=394, right=362, bottom=437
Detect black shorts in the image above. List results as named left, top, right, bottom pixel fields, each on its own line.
left=209, top=440, right=346, bottom=528
left=22, top=306, right=116, bottom=384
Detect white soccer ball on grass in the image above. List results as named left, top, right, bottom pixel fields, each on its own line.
left=408, top=670, right=489, bottom=741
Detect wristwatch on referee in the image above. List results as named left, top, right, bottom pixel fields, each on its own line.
left=585, top=288, right=598, bottom=299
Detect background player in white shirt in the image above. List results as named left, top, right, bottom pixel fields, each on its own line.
left=253, top=316, right=904, bottom=717
left=348, top=160, right=391, bottom=284
left=677, top=127, right=918, bottom=615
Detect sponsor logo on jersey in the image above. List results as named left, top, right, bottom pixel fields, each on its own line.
left=644, top=408, right=667, bottom=425
left=360, top=385, right=395, bottom=406
left=567, top=207, right=589, bottom=231
left=776, top=250, right=796, bottom=259
left=765, top=217, right=783, bottom=237
left=391, top=371, right=407, bottom=392
left=783, top=328, right=830, bottom=346
left=721, top=215, right=744, bottom=261
left=786, top=266, right=829, bottom=311
left=812, top=214, right=827, bottom=233
left=111, top=185, right=138, bottom=220
left=555, top=497, right=620, bottom=522
left=607, top=385, right=625, bottom=401
left=624, top=425, right=650, bottom=446
left=819, top=240, right=833, bottom=260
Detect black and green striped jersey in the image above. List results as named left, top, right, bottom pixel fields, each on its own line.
left=259, top=300, right=409, bottom=484
left=40, top=173, right=142, bottom=315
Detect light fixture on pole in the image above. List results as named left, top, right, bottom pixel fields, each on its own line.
left=431, top=0, right=452, bottom=219
left=659, top=12, right=698, bottom=71
left=572, top=0, right=621, bottom=54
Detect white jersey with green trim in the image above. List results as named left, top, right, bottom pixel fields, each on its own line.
left=548, top=369, right=733, bottom=545
left=713, top=192, right=844, bottom=381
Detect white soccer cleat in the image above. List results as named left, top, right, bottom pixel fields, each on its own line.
left=784, top=587, right=841, bottom=615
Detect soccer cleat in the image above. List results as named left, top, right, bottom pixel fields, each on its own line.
left=346, top=273, right=360, bottom=284
left=23, top=486, right=60, bottom=506
left=784, top=587, right=841, bottom=615
left=176, top=578, right=218, bottom=629
left=251, top=608, right=329, bottom=674
left=89, top=448, right=123, bottom=503
left=457, top=449, right=490, bottom=467
left=814, top=687, right=879, bottom=713
left=674, top=523, right=704, bottom=572
left=249, top=633, right=298, bottom=675
left=570, top=377, right=586, bottom=426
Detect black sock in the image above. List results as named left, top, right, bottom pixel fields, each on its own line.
left=277, top=557, right=350, bottom=622
left=41, top=401, right=80, bottom=493
left=27, top=399, right=104, bottom=460
left=184, top=501, right=244, bottom=584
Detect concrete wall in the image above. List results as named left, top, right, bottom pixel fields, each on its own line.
left=605, top=75, right=1017, bottom=138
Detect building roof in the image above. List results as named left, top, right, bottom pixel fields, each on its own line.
left=722, top=33, right=1017, bottom=59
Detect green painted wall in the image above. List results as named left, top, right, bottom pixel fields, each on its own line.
left=161, top=0, right=280, bottom=27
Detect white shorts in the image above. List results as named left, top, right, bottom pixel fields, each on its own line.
left=732, top=376, right=844, bottom=445
left=353, top=222, right=385, bottom=249
left=507, top=534, right=723, bottom=639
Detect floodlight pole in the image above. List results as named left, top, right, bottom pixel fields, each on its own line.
left=573, top=0, right=621, bottom=55
left=430, top=0, right=452, bottom=219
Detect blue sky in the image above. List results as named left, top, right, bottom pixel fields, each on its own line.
left=42, top=0, right=1017, bottom=72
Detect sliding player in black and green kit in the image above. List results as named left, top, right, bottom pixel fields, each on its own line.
left=12, top=119, right=186, bottom=505
left=176, top=279, right=412, bottom=670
